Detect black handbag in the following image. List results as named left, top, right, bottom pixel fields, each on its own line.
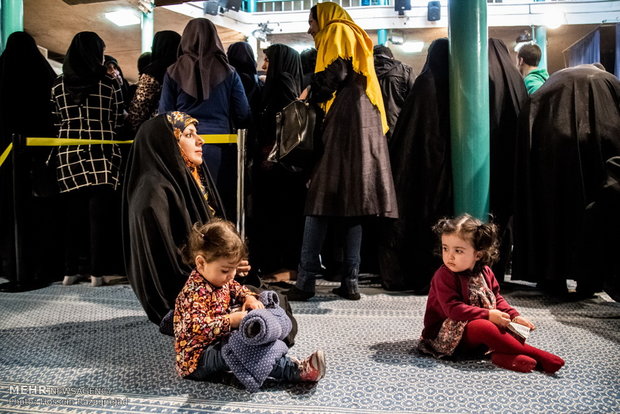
left=268, top=99, right=318, bottom=173
left=31, top=147, right=59, bottom=198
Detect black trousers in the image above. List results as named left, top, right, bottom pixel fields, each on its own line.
left=63, top=185, right=116, bottom=277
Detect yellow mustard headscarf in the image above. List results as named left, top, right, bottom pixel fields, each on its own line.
left=313, top=2, right=388, bottom=134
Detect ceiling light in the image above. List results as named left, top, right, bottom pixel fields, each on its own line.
left=400, top=41, right=424, bottom=53
left=543, top=11, right=565, bottom=29
left=105, top=10, right=140, bottom=26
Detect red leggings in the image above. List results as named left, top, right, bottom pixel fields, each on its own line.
left=461, top=319, right=564, bottom=373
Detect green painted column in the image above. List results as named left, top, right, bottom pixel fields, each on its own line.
left=1, top=0, right=23, bottom=52
left=448, top=0, right=490, bottom=220
left=534, top=26, right=547, bottom=71
left=247, top=0, right=257, bottom=13
left=141, top=9, right=154, bottom=54
left=377, top=29, right=388, bottom=46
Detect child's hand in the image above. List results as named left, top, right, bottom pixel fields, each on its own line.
left=236, top=260, right=251, bottom=278
left=512, top=315, right=536, bottom=330
left=228, top=311, right=247, bottom=328
left=488, top=309, right=511, bottom=327
left=242, top=295, right=265, bottom=311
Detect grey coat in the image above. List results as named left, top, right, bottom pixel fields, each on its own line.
left=305, top=58, right=398, bottom=218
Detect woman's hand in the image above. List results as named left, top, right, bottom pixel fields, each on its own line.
left=512, top=315, right=536, bottom=330
left=228, top=311, right=247, bottom=328
left=298, top=87, right=310, bottom=100
left=488, top=309, right=511, bottom=328
left=236, top=260, right=251, bottom=278
left=242, top=295, right=265, bottom=311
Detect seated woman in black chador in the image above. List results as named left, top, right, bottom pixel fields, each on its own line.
left=123, top=111, right=232, bottom=328
left=123, top=112, right=298, bottom=344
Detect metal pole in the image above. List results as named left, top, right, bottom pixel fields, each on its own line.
left=534, top=25, right=547, bottom=71
left=141, top=9, right=154, bottom=54
left=448, top=0, right=490, bottom=220
left=1, top=0, right=23, bottom=52
left=11, top=133, right=24, bottom=284
left=377, top=29, right=388, bottom=46
left=236, top=129, right=247, bottom=238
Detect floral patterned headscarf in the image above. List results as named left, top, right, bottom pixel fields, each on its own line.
left=166, top=111, right=198, bottom=141
left=165, top=111, right=205, bottom=191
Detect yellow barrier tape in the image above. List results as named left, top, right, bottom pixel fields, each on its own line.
left=200, top=134, right=238, bottom=144
left=26, top=137, right=134, bottom=146
left=0, top=143, right=13, bottom=168
left=0, top=134, right=239, bottom=168
left=26, top=134, right=238, bottom=145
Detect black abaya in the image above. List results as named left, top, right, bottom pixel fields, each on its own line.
left=512, top=64, right=620, bottom=294
left=0, top=32, right=61, bottom=289
left=249, top=44, right=306, bottom=275
left=377, top=38, right=451, bottom=292
left=122, top=114, right=220, bottom=324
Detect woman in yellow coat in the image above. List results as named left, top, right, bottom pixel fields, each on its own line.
left=286, top=2, right=398, bottom=301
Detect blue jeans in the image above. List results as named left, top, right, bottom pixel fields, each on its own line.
left=295, top=216, right=362, bottom=294
left=187, top=341, right=300, bottom=382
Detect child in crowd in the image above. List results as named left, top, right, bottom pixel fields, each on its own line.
left=418, top=214, right=565, bottom=374
left=174, top=219, right=326, bottom=390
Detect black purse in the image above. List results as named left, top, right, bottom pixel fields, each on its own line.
left=268, top=100, right=318, bottom=173
left=31, top=147, right=59, bottom=198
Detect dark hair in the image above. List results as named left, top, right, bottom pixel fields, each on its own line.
left=518, top=43, right=542, bottom=67
left=137, top=52, right=152, bottom=74
left=432, top=213, right=500, bottom=272
left=181, top=219, right=247, bottom=265
left=310, top=5, right=318, bottom=21
left=373, top=44, right=393, bottom=59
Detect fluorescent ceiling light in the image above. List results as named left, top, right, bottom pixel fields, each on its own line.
left=400, top=41, right=424, bottom=53
left=105, top=10, right=140, bottom=26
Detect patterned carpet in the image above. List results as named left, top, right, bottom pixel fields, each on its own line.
left=0, top=277, right=619, bottom=413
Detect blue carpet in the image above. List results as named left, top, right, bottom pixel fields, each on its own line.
left=0, top=278, right=619, bottom=413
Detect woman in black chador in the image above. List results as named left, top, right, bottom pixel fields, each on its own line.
left=377, top=38, right=527, bottom=293
left=487, top=38, right=528, bottom=281
left=227, top=41, right=262, bottom=111
left=123, top=112, right=298, bottom=344
left=512, top=64, right=620, bottom=296
left=123, top=112, right=224, bottom=326
left=248, top=44, right=306, bottom=280
left=377, top=38, right=451, bottom=293
left=0, top=31, right=60, bottom=291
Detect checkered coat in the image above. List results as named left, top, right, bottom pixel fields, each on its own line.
left=51, top=74, right=124, bottom=193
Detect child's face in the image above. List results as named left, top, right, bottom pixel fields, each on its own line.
left=441, top=233, right=481, bottom=273
left=195, top=255, right=240, bottom=288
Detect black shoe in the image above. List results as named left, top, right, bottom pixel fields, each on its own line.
left=285, top=286, right=315, bottom=301
left=332, top=286, right=361, bottom=301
